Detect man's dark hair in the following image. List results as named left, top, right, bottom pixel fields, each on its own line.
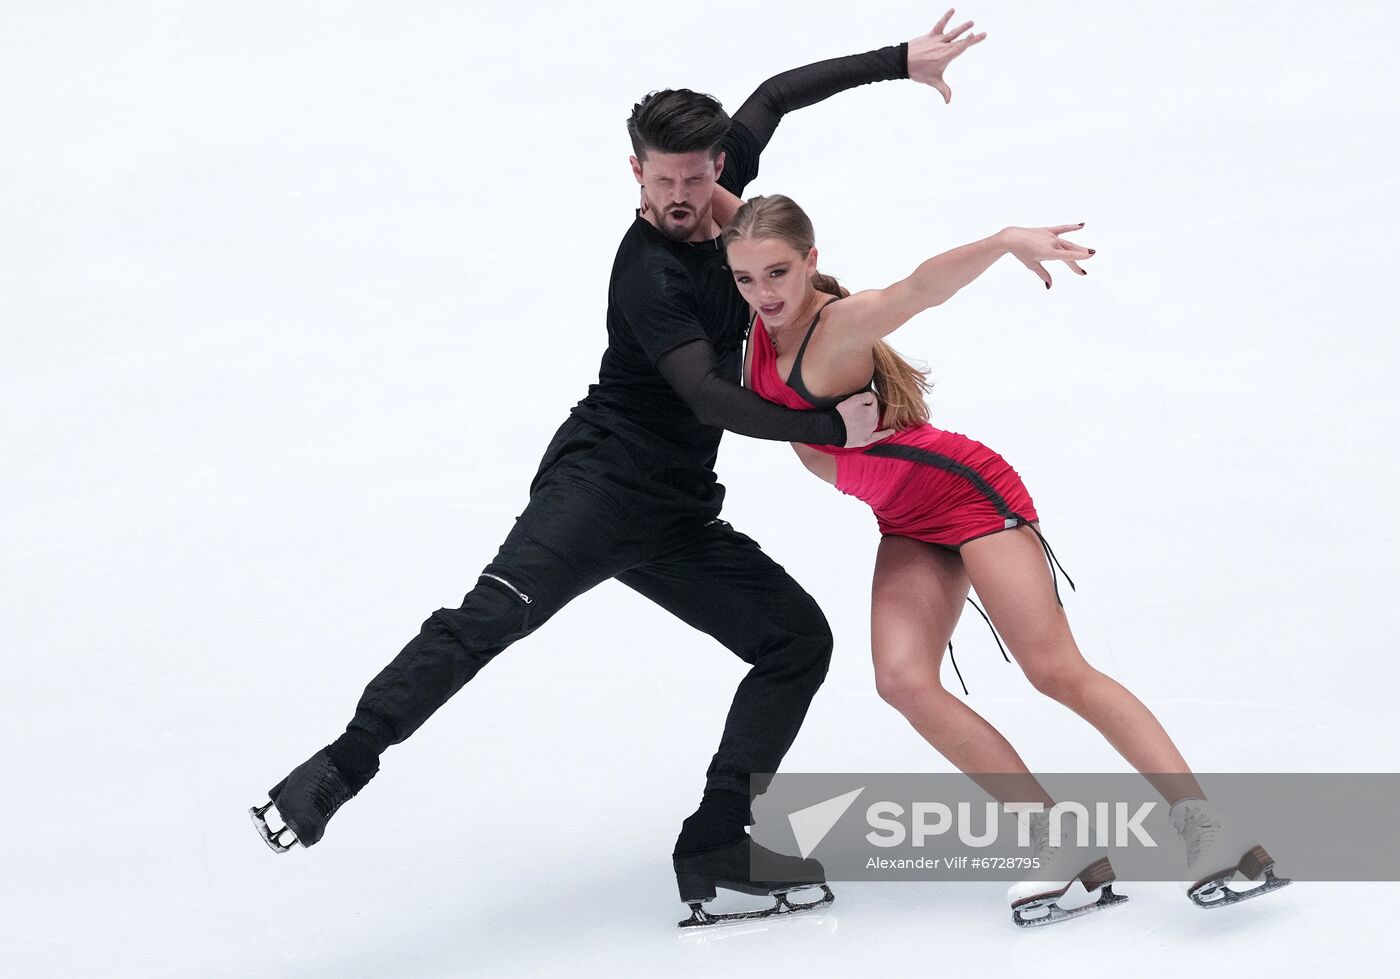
left=626, top=89, right=731, bottom=160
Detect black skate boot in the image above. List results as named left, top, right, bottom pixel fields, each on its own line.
left=673, top=838, right=835, bottom=928
left=249, top=749, right=366, bottom=853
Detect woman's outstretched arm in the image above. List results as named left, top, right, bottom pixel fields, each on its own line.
left=833, top=224, right=1097, bottom=343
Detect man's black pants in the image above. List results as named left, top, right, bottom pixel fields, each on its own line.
left=344, top=418, right=833, bottom=796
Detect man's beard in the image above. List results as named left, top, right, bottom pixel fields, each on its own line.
left=649, top=197, right=708, bottom=241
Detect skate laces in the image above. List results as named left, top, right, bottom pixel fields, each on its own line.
left=311, top=763, right=352, bottom=817
left=1028, top=815, right=1053, bottom=856
left=1173, top=804, right=1222, bottom=864
left=1026, top=812, right=1069, bottom=858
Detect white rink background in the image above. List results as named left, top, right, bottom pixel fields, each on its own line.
left=3, top=1, right=1397, bottom=976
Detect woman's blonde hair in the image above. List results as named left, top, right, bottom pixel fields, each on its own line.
left=722, top=195, right=931, bottom=430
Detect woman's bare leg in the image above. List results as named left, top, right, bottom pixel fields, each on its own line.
left=872, top=534, right=1054, bottom=807
left=959, top=524, right=1203, bottom=805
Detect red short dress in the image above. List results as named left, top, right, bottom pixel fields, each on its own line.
left=749, top=307, right=1039, bottom=549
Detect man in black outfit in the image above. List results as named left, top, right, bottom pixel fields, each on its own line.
left=251, top=17, right=985, bottom=919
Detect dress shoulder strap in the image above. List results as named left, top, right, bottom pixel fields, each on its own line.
left=789, top=301, right=834, bottom=382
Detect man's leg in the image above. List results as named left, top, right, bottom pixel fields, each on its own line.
left=255, top=468, right=634, bottom=849
left=339, top=500, right=605, bottom=759
left=616, top=518, right=833, bottom=855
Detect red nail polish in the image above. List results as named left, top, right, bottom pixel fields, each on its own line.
left=1045, top=281, right=1050, bottom=289
left=1088, top=249, right=1096, bottom=255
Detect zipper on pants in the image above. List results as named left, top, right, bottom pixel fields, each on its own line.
left=479, top=572, right=533, bottom=605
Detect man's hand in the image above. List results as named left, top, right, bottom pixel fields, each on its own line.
left=837, top=392, right=894, bottom=448
left=907, top=8, right=987, bottom=104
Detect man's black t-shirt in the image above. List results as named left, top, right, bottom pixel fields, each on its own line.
left=569, top=121, right=830, bottom=511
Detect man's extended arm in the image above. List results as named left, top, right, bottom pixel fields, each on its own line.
left=718, top=43, right=907, bottom=196
left=734, top=44, right=908, bottom=153
left=719, top=15, right=987, bottom=195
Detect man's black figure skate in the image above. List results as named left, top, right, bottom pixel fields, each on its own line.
left=674, top=838, right=835, bottom=928
left=249, top=749, right=362, bottom=852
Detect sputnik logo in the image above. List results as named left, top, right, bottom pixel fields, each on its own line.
left=787, top=787, right=865, bottom=858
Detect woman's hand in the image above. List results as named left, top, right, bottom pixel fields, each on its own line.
left=907, top=9, right=988, bottom=104
left=998, top=224, right=1096, bottom=289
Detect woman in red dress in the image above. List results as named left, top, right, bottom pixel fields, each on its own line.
left=714, top=191, right=1288, bottom=925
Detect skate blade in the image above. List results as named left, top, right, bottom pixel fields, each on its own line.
left=1189, top=867, right=1291, bottom=909
left=248, top=801, right=301, bottom=854
left=1012, top=882, right=1128, bottom=928
left=677, top=884, right=834, bottom=929
left=677, top=912, right=837, bottom=945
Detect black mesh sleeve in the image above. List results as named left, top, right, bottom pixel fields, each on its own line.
left=656, top=339, right=847, bottom=445
left=732, top=43, right=909, bottom=153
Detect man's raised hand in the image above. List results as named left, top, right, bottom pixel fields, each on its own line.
left=907, top=9, right=988, bottom=104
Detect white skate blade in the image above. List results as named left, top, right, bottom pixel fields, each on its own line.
left=248, top=801, right=302, bottom=854
left=677, top=884, right=834, bottom=929
left=1011, top=880, right=1128, bottom=928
